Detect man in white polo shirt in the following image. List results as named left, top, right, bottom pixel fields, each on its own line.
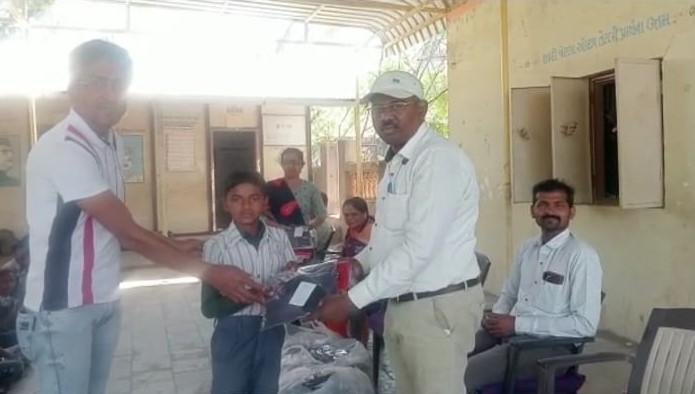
left=18, top=39, right=266, bottom=394
left=315, top=71, right=484, bottom=394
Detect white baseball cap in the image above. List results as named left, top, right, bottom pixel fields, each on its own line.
left=362, top=70, right=424, bottom=103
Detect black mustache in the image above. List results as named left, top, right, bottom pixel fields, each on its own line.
left=542, top=215, right=561, bottom=221
left=380, top=121, right=398, bottom=128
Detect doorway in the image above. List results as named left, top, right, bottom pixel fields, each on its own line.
left=211, top=130, right=257, bottom=230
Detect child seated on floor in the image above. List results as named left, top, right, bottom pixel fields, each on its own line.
left=200, top=171, right=297, bottom=394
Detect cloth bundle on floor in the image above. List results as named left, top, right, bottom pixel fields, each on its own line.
left=279, top=324, right=374, bottom=394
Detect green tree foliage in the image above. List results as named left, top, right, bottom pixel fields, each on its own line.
left=0, top=0, right=54, bottom=39
left=311, top=32, right=448, bottom=162
left=379, top=33, right=448, bottom=137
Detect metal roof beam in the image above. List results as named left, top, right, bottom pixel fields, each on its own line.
left=362, top=0, right=437, bottom=46
left=240, top=0, right=445, bottom=13
left=102, top=0, right=388, bottom=29
left=304, top=4, right=323, bottom=22
left=384, top=11, right=443, bottom=51
left=126, top=0, right=313, bottom=18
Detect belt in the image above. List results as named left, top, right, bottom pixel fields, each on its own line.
left=390, top=277, right=480, bottom=304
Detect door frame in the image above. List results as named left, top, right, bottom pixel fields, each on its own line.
left=208, top=127, right=261, bottom=231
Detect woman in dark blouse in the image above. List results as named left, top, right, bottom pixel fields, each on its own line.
left=341, top=197, right=374, bottom=258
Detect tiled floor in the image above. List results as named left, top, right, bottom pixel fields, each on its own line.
left=11, top=260, right=633, bottom=393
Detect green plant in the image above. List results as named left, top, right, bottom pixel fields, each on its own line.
left=0, top=0, right=54, bottom=39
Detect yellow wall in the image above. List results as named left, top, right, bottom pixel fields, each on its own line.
left=261, top=105, right=309, bottom=181
left=209, top=103, right=259, bottom=130
left=155, top=101, right=210, bottom=234
left=448, top=0, right=512, bottom=293
left=448, top=0, right=695, bottom=339
left=116, top=99, right=156, bottom=230
left=35, top=94, right=70, bottom=137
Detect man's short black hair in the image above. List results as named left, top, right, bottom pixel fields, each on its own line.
left=223, top=171, right=266, bottom=197
left=532, top=179, right=575, bottom=207
left=69, top=39, right=132, bottom=85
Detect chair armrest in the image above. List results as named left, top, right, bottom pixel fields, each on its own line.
left=508, top=335, right=594, bottom=350
left=536, top=352, right=635, bottom=394
left=538, top=351, right=634, bottom=370
left=502, top=336, right=593, bottom=393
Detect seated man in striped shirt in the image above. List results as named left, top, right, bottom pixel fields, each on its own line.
left=201, top=171, right=297, bottom=394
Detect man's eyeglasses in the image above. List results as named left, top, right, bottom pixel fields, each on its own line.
left=368, top=101, right=415, bottom=114
left=74, top=75, right=129, bottom=93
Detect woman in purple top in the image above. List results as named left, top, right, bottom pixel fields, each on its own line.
left=341, top=197, right=374, bottom=258
left=340, top=197, right=388, bottom=347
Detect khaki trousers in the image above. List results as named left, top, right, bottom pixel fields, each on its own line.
left=384, top=285, right=484, bottom=394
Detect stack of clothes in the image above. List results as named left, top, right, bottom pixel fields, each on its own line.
left=279, top=324, right=375, bottom=394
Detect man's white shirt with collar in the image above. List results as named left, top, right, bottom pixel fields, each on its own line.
left=348, top=122, right=481, bottom=309
left=25, top=109, right=125, bottom=312
left=492, top=228, right=603, bottom=337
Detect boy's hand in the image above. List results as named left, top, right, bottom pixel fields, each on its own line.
left=206, top=265, right=267, bottom=304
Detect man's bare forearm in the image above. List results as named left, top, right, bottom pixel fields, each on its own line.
left=120, top=226, right=212, bottom=279
left=77, top=192, right=266, bottom=303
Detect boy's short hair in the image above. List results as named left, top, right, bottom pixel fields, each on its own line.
left=223, top=171, right=266, bottom=197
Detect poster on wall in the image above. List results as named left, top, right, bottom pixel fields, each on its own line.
left=262, top=115, right=306, bottom=146
left=121, top=134, right=145, bottom=183
left=165, top=129, right=196, bottom=172
left=0, top=134, right=20, bottom=187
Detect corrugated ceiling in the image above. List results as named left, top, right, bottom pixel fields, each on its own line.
left=105, top=0, right=453, bottom=53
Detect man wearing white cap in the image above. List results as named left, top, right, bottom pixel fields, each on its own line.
left=315, top=71, right=483, bottom=394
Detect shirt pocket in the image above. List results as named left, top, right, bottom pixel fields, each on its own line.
left=380, top=193, right=409, bottom=230
left=537, top=279, right=568, bottom=314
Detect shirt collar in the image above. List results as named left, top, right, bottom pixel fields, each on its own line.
left=385, top=122, right=429, bottom=163
left=67, top=109, right=114, bottom=148
left=537, top=228, right=572, bottom=249
left=223, top=221, right=267, bottom=246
